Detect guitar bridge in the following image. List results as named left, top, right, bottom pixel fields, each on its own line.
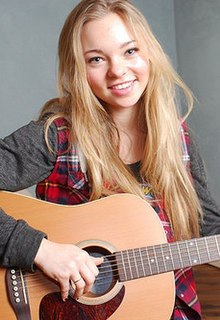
left=6, top=268, right=31, bottom=320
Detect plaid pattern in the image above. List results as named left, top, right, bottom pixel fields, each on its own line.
left=36, top=119, right=90, bottom=204
left=36, top=118, right=201, bottom=319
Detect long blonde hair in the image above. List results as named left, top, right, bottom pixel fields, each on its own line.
left=40, top=0, right=202, bottom=240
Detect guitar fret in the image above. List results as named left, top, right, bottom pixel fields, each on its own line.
left=116, top=251, right=127, bottom=282
left=124, top=250, right=132, bottom=281
left=179, top=239, right=200, bottom=267
left=128, top=249, right=138, bottom=279
left=154, top=246, right=161, bottom=273
left=127, top=250, right=133, bottom=279
left=167, top=242, right=180, bottom=270
left=167, top=243, right=175, bottom=270
left=195, top=240, right=201, bottom=265
left=157, top=245, right=167, bottom=273
left=212, top=236, right=220, bottom=260
left=131, top=249, right=138, bottom=279
left=176, top=242, right=184, bottom=269
left=131, top=249, right=143, bottom=278
left=201, top=237, right=211, bottom=263
left=157, top=244, right=168, bottom=273
left=152, top=246, right=159, bottom=273
left=187, top=240, right=199, bottom=266
left=215, top=235, right=220, bottom=257
left=177, top=241, right=190, bottom=267
left=137, top=248, right=146, bottom=278
left=160, top=245, right=167, bottom=272
left=149, top=246, right=159, bottom=274
left=162, top=243, right=174, bottom=270
left=185, top=240, right=192, bottom=265
left=144, top=247, right=153, bottom=276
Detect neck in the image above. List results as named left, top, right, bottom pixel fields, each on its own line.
left=118, top=128, right=146, bottom=164
left=108, top=105, right=146, bottom=164
left=110, top=104, right=139, bottom=132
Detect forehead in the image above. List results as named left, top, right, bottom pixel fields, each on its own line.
left=81, top=13, right=134, bottom=50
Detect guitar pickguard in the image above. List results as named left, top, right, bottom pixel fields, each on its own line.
left=39, top=287, right=125, bottom=320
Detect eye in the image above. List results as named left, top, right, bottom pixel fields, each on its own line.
left=126, top=47, right=139, bottom=56
left=88, top=56, right=104, bottom=64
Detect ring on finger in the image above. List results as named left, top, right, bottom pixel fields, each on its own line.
left=73, top=277, right=82, bottom=284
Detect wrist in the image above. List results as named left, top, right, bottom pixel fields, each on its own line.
left=34, top=237, right=48, bottom=267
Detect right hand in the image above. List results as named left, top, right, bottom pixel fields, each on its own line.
left=34, top=238, right=103, bottom=301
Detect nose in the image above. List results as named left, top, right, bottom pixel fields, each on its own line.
left=107, top=58, right=127, bottom=78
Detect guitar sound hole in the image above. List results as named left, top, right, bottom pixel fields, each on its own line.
left=84, top=246, right=117, bottom=297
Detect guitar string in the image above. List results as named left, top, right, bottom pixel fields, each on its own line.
left=13, top=243, right=218, bottom=286
left=12, top=260, right=218, bottom=293
left=10, top=244, right=218, bottom=292
left=12, top=240, right=219, bottom=282
left=12, top=240, right=219, bottom=284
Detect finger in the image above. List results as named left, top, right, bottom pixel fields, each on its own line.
left=59, top=279, right=71, bottom=302
left=80, top=263, right=99, bottom=294
left=71, top=277, right=85, bottom=299
left=69, top=281, right=75, bottom=298
left=93, top=256, right=104, bottom=266
left=86, top=258, right=101, bottom=277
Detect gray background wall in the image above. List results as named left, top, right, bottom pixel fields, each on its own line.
left=0, top=0, right=220, bottom=201
left=174, top=0, right=220, bottom=201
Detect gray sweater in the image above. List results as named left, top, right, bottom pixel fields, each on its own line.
left=0, top=120, right=220, bottom=271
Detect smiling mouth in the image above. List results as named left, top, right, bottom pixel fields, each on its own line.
left=109, top=80, right=135, bottom=90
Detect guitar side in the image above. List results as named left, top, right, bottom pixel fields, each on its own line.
left=0, top=191, right=175, bottom=320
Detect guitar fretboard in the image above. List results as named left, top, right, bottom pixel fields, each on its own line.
left=116, top=234, right=220, bottom=282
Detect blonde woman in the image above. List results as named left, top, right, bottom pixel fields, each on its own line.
left=0, top=1, right=219, bottom=319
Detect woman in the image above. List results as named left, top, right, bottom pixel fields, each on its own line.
left=0, top=1, right=220, bottom=319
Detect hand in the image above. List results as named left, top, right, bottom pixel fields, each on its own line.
left=34, top=238, right=103, bottom=301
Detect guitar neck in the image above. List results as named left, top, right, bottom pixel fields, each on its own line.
left=116, top=234, right=220, bottom=282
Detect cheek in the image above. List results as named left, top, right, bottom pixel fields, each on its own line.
left=136, top=58, right=150, bottom=87
left=86, top=70, right=102, bottom=93
left=136, top=57, right=149, bottom=76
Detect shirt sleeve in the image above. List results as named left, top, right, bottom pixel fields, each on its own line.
left=0, top=120, right=57, bottom=191
left=0, top=120, right=57, bottom=270
left=0, top=207, right=46, bottom=271
left=189, top=130, right=220, bottom=236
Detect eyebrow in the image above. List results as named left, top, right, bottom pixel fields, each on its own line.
left=83, top=40, right=136, bottom=55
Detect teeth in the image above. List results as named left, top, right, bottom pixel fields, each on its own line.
left=112, top=81, right=133, bottom=90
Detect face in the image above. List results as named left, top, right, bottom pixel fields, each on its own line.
left=81, top=13, right=150, bottom=112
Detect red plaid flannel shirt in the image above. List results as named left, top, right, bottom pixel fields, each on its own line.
left=36, top=118, right=201, bottom=320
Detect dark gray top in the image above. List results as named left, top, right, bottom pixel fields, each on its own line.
left=0, top=120, right=57, bottom=271
left=0, top=120, right=220, bottom=271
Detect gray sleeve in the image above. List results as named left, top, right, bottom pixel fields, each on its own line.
left=0, top=120, right=57, bottom=270
left=0, top=120, right=57, bottom=191
left=189, top=131, right=220, bottom=236
left=0, top=207, right=46, bottom=271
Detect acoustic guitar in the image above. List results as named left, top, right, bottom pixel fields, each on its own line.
left=0, top=191, right=219, bottom=319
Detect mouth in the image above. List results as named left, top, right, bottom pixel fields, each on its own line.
left=108, top=80, right=135, bottom=90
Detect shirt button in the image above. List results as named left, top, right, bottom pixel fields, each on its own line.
left=180, top=293, right=184, bottom=298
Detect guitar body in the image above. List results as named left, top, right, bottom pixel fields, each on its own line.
left=0, top=191, right=175, bottom=320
